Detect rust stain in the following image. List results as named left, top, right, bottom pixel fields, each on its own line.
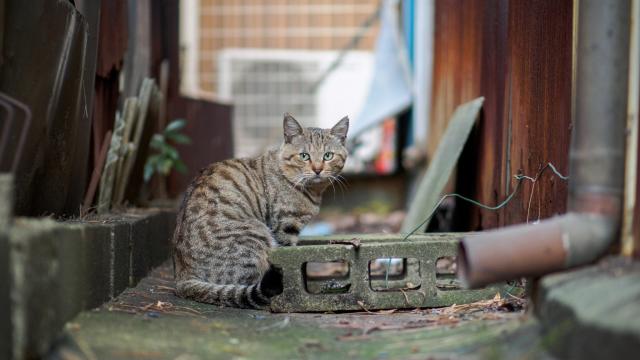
left=96, top=0, right=128, bottom=77
left=502, top=0, right=572, bottom=227
left=635, top=91, right=640, bottom=258
left=429, top=0, right=483, bottom=162
left=430, top=0, right=573, bottom=231
left=166, top=98, right=234, bottom=198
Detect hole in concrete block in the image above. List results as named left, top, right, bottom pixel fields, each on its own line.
left=369, top=258, right=405, bottom=278
left=304, top=261, right=351, bottom=294
left=436, top=256, right=461, bottom=290
left=369, top=258, right=421, bottom=291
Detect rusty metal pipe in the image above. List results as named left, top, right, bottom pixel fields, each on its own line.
left=458, top=0, right=631, bottom=288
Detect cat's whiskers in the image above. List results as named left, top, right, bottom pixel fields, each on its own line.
left=336, top=174, right=350, bottom=188
left=332, top=173, right=348, bottom=190
left=292, top=174, right=306, bottom=189
left=293, top=172, right=315, bottom=189
left=327, top=176, right=337, bottom=200
left=327, top=174, right=346, bottom=198
left=295, top=172, right=314, bottom=189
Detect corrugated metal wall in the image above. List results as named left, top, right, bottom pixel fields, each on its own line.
left=0, top=0, right=234, bottom=216
left=0, top=0, right=93, bottom=216
left=429, top=0, right=574, bottom=230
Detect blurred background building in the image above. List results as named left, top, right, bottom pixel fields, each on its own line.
left=178, top=0, right=425, bottom=174
left=181, top=0, right=379, bottom=158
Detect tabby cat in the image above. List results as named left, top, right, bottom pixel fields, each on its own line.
left=173, top=113, right=349, bottom=308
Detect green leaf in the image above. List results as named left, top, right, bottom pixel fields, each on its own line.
left=163, top=145, right=179, bottom=160
left=146, top=154, right=161, bottom=165
left=150, top=134, right=165, bottom=149
left=159, top=158, right=173, bottom=175
left=165, top=119, right=187, bottom=134
left=159, top=141, right=172, bottom=153
left=165, top=132, right=191, bottom=145
left=143, top=162, right=155, bottom=182
left=174, top=159, right=188, bottom=174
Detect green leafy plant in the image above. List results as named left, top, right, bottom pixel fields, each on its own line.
left=144, top=119, right=191, bottom=182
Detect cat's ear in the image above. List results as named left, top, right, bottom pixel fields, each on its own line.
left=283, top=113, right=303, bottom=143
left=331, top=116, right=349, bottom=144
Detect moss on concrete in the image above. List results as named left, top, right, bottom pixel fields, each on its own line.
left=271, top=233, right=509, bottom=312
left=537, top=257, right=640, bottom=358
left=8, top=209, right=175, bottom=359
left=61, top=308, right=542, bottom=360
left=53, top=262, right=546, bottom=359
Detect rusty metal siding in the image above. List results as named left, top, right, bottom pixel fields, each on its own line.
left=167, top=98, right=234, bottom=198
left=501, top=0, right=573, bottom=227
left=636, top=91, right=640, bottom=257
left=95, top=0, right=128, bottom=78
left=455, top=0, right=511, bottom=230
left=160, top=0, right=234, bottom=197
left=431, top=0, right=573, bottom=230
left=428, top=0, right=483, bottom=161
left=0, top=0, right=93, bottom=216
left=88, top=0, right=128, bottom=207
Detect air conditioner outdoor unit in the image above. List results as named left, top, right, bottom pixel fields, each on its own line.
left=218, top=49, right=373, bottom=158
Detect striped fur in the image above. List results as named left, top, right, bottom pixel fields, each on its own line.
left=173, top=114, right=349, bottom=308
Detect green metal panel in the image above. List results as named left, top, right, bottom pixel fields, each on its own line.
left=401, top=97, right=484, bottom=233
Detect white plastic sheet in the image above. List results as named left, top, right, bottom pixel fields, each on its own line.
left=350, top=0, right=414, bottom=138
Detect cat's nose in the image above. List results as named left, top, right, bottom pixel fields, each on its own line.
left=313, top=168, right=322, bottom=175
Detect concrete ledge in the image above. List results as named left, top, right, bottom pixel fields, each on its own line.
left=1, top=233, right=11, bottom=360
left=536, top=257, right=640, bottom=359
left=1, top=174, right=13, bottom=360
left=8, top=208, right=175, bottom=359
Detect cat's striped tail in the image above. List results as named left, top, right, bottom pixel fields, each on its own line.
left=176, top=267, right=283, bottom=309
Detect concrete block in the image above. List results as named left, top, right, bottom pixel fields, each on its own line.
left=0, top=174, right=12, bottom=229
left=537, top=257, right=640, bottom=359
left=129, top=209, right=175, bottom=285
left=8, top=209, right=176, bottom=359
left=146, top=210, right=175, bottom=271
left=10, top=219, right=66, bottom=359
left=107, top=221, right=133, bottom=297
left=270, top=233, right=504, bottom=312
left=54, top=223, right=112, bottom=321
left=0, top=174, right=12, bottom=359
left=1, top=233, right=11, bottom=360
left=9, top=219, right=115, bottom=358
left=84, top=215, right=138, bottom=292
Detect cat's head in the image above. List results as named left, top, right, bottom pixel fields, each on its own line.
left=279, top=113, right=349, bottom=187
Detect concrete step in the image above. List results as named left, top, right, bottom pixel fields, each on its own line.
left=5, top=209, right=175, bottom=359
left=536, top=256, right=640, bottom=359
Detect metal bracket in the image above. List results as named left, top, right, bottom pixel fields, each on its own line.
left=269, top=233, right=507, bottom=312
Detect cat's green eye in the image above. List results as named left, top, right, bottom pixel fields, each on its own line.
left=323, top=152, right=334, bottom=161
left=299, top=152, right=310, bottom=161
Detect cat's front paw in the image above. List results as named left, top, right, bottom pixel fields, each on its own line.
left=275, top=233, right=298, bottom=246
left=274, top=223, right=300, bottom=246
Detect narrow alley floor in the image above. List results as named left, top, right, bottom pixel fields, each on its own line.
left=50, top=263, right=553, bottom=360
